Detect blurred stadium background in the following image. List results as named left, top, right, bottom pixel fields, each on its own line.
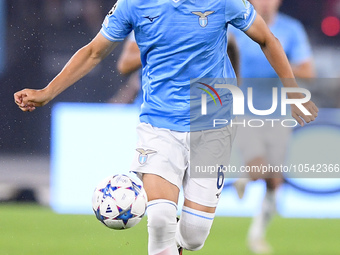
left=1, top=0, right=340, bottom=254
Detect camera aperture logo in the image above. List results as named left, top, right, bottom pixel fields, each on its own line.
left=198, top=82, right=223, bottom=115
left=198, top=82, right=312, bottom=128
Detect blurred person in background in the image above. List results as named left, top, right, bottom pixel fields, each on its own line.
left=230, top=0, right=315, bottom=253
left=108, top=32, right=142, bottom=105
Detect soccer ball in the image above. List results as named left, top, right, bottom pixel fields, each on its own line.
left=92, top=174, right=147, bottom=230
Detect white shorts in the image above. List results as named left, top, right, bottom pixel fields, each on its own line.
left=235, top=118, right=292, bottom=166
left=130, top=123, right=236, bottom=207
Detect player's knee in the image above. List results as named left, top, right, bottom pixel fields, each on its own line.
left=181, top=229, right=209, bottom=251
left=147, top=209, right=174, bottom=231
left=147, top=199, right=177, bottom=235
left=147, top=200, right=178, bottom=255
left=265, top=177, right=282, bottom=190
left=176, top=206, right=214, bottom=251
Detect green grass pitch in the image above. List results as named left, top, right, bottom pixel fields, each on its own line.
left=0, top=204, right=339, bottom=255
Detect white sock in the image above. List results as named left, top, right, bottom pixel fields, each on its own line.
left=147, top=199, right=178, bottom=255
left=176, top=206, right=215, bottom=251
left=248, top=189, right=276, bottom=241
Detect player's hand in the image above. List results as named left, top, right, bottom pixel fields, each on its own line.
left=291, top=100, right=318, bottom=127
left=14, top=88, right=51, bottom=112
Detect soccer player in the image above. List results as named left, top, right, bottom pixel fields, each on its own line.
left=14, top=0, right=318, bottom=254
left=230, top=0, right=316, bottom=253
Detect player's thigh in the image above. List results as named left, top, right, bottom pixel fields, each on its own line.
left=142, top=173, right=180, bottom=204
left=131, top=123, right=188, bottom=203
left=184, top=198, right=216, bottom=213
left=183, top=177, right=223, bottom=211
left=247, top=156, right=269, bottom=180
left=266, top=125, right=292, bottom=166
left=185, top=125, right=236, bottom=210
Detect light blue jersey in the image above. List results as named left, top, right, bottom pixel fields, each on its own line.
left=101, top=0, right=256, bottom=131
left=230, top=13, right=312, bottom=117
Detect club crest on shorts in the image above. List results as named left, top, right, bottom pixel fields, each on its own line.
left=192, top=11, right=215, bottom=27
left=136, top=148, right=157, bottom=165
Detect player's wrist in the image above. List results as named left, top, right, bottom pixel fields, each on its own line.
left=41, top=86, right=56, bottom=103
left=287, top=92, right=306, bottom=100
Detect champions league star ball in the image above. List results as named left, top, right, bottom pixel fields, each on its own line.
left=92, top=174, right=147, bottom=230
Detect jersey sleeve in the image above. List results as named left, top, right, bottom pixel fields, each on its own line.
left=286, top=21, right=313, bottom=65
left=100, top=0, right=133, bottom=42
left=225, top=0, right=257, bottom=31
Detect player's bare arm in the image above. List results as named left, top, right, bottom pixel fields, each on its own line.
left=14, top=33, right=118, bottom=112
left=117, top=40, right=141, bottom=75
left=227, top=34, right=240, bottom=79
left=244, top=15, right=318, bottom=126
